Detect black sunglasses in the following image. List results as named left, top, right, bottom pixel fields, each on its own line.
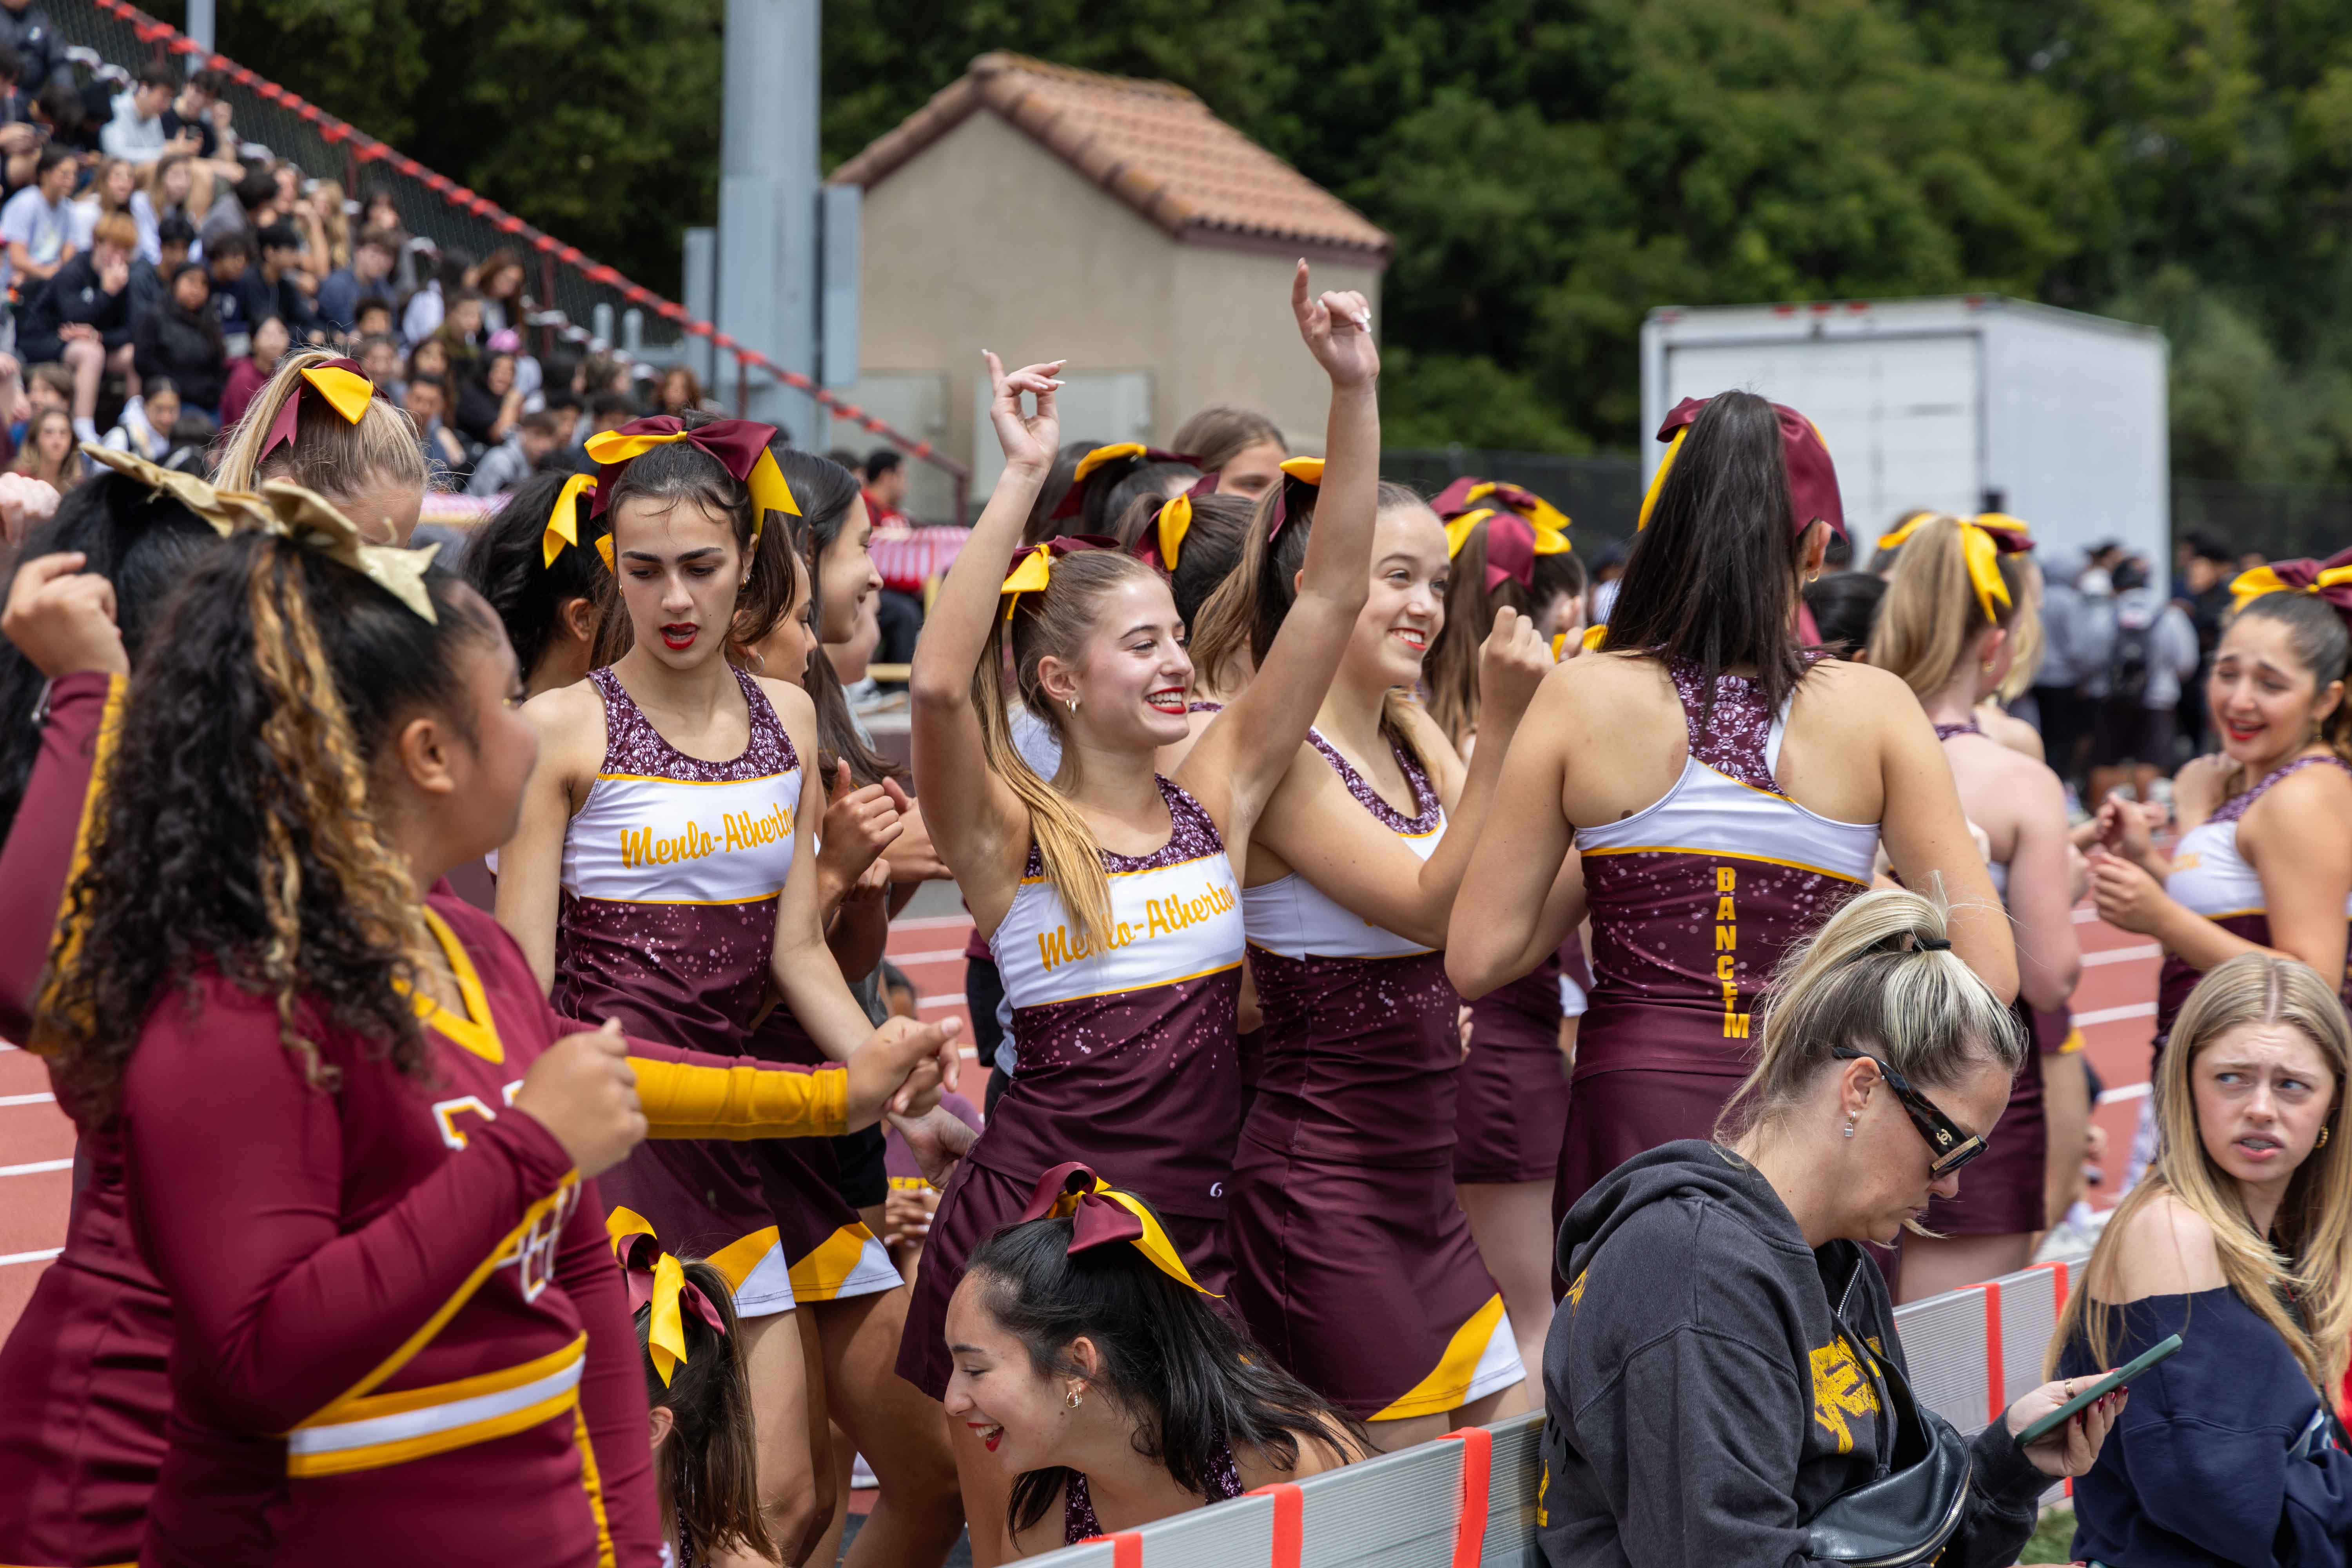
left=1831, top=1046, right=1989, bottom=1178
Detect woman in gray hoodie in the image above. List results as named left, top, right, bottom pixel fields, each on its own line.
left=1539, top=886, right=2122, bottom=1567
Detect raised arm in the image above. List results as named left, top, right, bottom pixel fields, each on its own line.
left=907, top=354, right=1063, bottom=921
left=1180, top=263, right=1377, bottom=830
left=1447, top=671, right=1584, bottom=996
left=495, top=682, right=601, bottom=993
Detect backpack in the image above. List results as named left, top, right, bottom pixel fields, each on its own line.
left=2107, top=599, right=2155, bottom=704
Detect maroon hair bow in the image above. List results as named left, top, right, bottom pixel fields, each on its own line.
left=1049, top=444, right=1201, bottom=521
left=1646, top=395, right=1846, bottom=541
left=583, top=416, right=796, bottom=526
left=1017, top=1161, right=1215, bottom=1293
left=1000, top=534, right=1122, bottom=619
left=611, top=1220, right=728, bottom=1385
left=2230, top=546, right=2352, bottom=624
left=259, top=357, right=379, bottom=463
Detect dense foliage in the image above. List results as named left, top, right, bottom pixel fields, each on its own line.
left=151, top=0, right=2352, bottom=477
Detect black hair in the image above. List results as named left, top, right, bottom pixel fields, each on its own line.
left=0, top=477, right=223, bottom=837
left=769, top=446, right=902, bottom=785
left=1803, top=570, right=1889, bottom=660
left=636, top=1256, right=773, bottom=1562
left=460, top=469, right=613, bottom=686
left=256, top=221, right=303, bottom=254
left=864, top=448, right=903, bottom=483
left=31, top=142, right=72, bottom=183
left=232, top=167, right=277, bottom=215
left=0, top=45, right=23, bottom=85
left=434, top=247, right=475, bottom=294
left=1600, top=390, right=1812, bottom=723
left=135, top=62, right=178, bottom=92
left=588, top=389, right=637, bottom=425
left=42, top=539, right=499, bottom=1123
left=1111, top=488, right=1254, bottom=633
left=1023, top=440, right=1098, bottom=546
left=2231, top=590, right=2352, bottom=770
left=967, top=1213, right=1364, bottom=1538
left=156, top=212, right=196, bottom=250
left=207, top=233, right=254, bottom=266
left=33, top=83, right=82, bottom=138
left=543, top=387, right=584, bottom=414
left=1077, top=456, right=1201, bottom=539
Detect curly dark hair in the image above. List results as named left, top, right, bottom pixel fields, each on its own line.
left=460, top=468, right=619, bottom=684
left=0, top=471, right=223, bottom=838
left=967, top=1211, right=1366, bottom=1538
left=39, top=534, right=497, bottom=1123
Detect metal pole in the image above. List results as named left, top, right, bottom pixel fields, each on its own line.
left=184, top=0, right=215, bottom=61
left=718, top=0, right=817, bottom=441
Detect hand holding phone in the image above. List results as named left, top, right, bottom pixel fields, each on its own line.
left=2020, top=1334, right=2180, bottom=1446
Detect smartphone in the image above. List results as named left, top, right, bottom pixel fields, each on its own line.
left=2018, top=1333, right=2180, bottom=1446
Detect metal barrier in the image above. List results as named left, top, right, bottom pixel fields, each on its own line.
left=1022, top=1252, right=2086, bottom=1566
left=46, top=0, right=973, bottom=518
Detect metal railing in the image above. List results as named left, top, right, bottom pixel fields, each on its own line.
left=1022, top=1252, right=2086, bottom=1566
left=51, top=0, right=971, bottom=518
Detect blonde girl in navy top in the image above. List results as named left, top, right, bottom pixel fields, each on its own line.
left=1447, top=391, right=2015, bottom=1238
left=907, top=262, right=1379, bottom=1565
left=2088, top=557, right=2352, bottom=1067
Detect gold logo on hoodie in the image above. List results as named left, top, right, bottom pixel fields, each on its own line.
left=1808, top=1339, right=1880, bottom=1452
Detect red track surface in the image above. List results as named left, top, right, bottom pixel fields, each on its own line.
left=0, top=906, right=2157, bottom=1341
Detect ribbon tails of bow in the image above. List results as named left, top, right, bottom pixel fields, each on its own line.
left=1000, top=534, right=1122, bottom=621
left=1017, top=1161, right=1219, bottom=1296
left=79, top=442, right=438, bottom=622
left=258, top=357, right=380, bottom=464
left=608, top=1208, right=728, bottom=1387
left=1876, top=512, right=2034, bottom=625
left=1135, top=473, right=1219, bottom=572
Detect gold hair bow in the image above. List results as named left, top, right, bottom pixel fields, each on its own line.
left=1582, top=623, right=1610, bottom=652
left=2230, top=552, right=2352, bottom=615
left=1019, top=1162, right=1218, bottom=1296
left=543, top=473, right=597, bottom=569
left=998, top=534, right=1119, bottom=621
left=1150, top=490, right=1192, bottom=570
left=607, top=1209, right=728, bottom=1387
left=80, top=443, right=438, bottom=622
left=1875, top=513, right=2011, bottom=624
left=583, top=418, right=800, bottom=553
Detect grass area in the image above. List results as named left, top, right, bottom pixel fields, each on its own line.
left=2022, top=1507, right=2076, bottom=1564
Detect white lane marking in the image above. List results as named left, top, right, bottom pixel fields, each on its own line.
left=2081, top=945, right=2162, bottom=967
left=891, top=916, right=982, bottom=932
left=885, top=949, right=973, bottom=966
left=2073, top=1002, right=2158, bottom=1028
left=0, top=1247, right=61, bottom=1266
left=0, top=1158, right=72, bottom=1178
left=916, top=995, right=967, bottom=1010
left=0, top=1092, right=56, bottom=1107
left=2097, top=1083, right=2152, bottom=1106
left=2072, top=907, right=2103, bottom=924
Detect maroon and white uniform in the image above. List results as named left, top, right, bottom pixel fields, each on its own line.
left=897, top=778, right=1245, bottom=1399
left=1559, top=661, right=1877, bottom=1225
left=1231, top=733, right=1520, bottom=1419
left=2156, top=754, right=2352, bottom=1053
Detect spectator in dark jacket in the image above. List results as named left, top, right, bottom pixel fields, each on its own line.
left=317, top=225, right=396, bottom=339
left=127, top=211, right=190, bottom=322
left=0, top=0, right=64, bottom=94
left=132, top=260, right=227, bottom=417
left=16, top=208, right=135, bottom=441
left=452, top=349, right=519, bottom=452
left=197, top=163, right=276, bottom=257
left=203, top=232, right=266, bottom=355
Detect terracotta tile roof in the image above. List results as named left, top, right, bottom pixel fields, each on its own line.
left=829, top=52, right=1390, bottom=263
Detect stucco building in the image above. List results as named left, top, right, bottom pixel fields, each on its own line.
left=825, top=52, right=1391, bottom=519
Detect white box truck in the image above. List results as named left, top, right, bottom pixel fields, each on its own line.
left=1639, top=296, right=2169, bottom=568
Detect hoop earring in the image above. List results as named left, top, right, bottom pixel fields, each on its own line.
left=1067, top=696, right=1079, bottom=714
left=1065, top=1386, right=1084, bottom=1410
left=2320, top=1124, right=2332, bottom=1150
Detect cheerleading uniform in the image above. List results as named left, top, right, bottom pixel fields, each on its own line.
left=1231, top=732, right=1520, bottom=1420
left=1916, top=721, right=2048, bottom=1237
left=739, top=1006, right=902, bottom=1303
left=2156, top=754, right=2352, bottom=1053
left=554, top=664, right=899, bottom=1314
left=1559, top=660, right=1878, bottom=1226
left=1455, top=952, right=1568, bottom=1186
left=897, top=777, right=1245, bottom=1400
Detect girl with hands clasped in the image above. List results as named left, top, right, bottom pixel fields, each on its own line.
left=904, top=262, right=1379, bottom=1563
left=1184, top=420, right=1556, bottom=1445
left=2085, top=562, right=2352, bottom=1072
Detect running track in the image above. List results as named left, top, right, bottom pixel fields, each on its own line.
left=0, top=906, right=2161, bottom=1339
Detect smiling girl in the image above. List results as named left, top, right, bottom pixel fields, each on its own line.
left=2087, top=557, right=2352, bottom=1069
left=904, top=262, right=1378, bottom=1562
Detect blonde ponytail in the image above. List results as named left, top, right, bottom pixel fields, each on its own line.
left=1718, top=883, right=2021, bottom=1142
left=216, top=350, right=428, bottom=533
left=1867, top=515, right=2026, bottom=697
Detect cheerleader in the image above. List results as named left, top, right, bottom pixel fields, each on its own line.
left=2087, top=554, right=2352, bottom=1065
left=1168, top=403, right=1289, bottom=499
left=1446, top=391, right=2015, bottom=1241
left=461, top=467, right=618, bottom=698
left=1418, top=481, right=1584, bottom=1386
left=903, top=262, right=1377, bottom=1563
left=214, top=347, right=431, bottom=543
left=494, top=416, right=964, bottom=1566
left=1868, top=514, right=2082, bottom=1298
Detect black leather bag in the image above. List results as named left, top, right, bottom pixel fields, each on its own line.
left=1802, top=1315, right=1975, bottom=1567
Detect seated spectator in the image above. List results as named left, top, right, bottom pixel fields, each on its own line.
left=162, top=69, right=237, bottom=217
left=0, top=42, right=29, bottom=127
left=402, top=372, right=466, bottom=475
left=131, top=260, right=226, bottom=418
left=129, top=150, right=194, bottom=265
left=197, top=163, right=276, bottom=258
left=2053, top=953, right=2352, bottom=1568
left=0, top=142, right=77, bottom=294
left=653, top=364, right=710, bottom=419
left=102, top=374, right=176, bottom=461
left=399, top=244, right=471, bottom=348
left=12, top=358, right=65, bottom=447
left=16, top=209, right=137, bottom=442
left=203, top=232, right=264, bottom=354
left=947, top=1163, right=1364, bottom=1555
left=157, top=407, right=212, bottom=473
left=464, top=406, right=563, bottom=496
left=1539, top=886, right=2118, bottom=1568
left=453, top=348, right=519, bottom=452
left=564, top=386, right=637, bottom=473
left=296, top=177, right=348, bottom=284
left=318, top=224, right=396, bottom=338
left=538, top=385, right=581, bottom=448
left=358, top=183, right=416, bottom=292
left=217, top=313, right=289, bottom=430
left=11, top=403, right=77, bottom=488
left=356, top=331, right=402, bottom=397
left=30, top=79, right=95, bottom=158
left=127, top=210, right=190, bottom=321
left=0, top=1, right=58, bottom=99
left=68, top=156, right=134, bottom=251
left=98, top=64, right=192, bottom=166
left=351, top=298, right=393, bottom=343
left=405, top=334, right=451, bottom=388
left=577, top=350, right=632, bottom=400
left=252, top=220, right=316, bottom=340
left=475, top=247, right=527, bottom=336
left=429, top=287, right=485, bottom=380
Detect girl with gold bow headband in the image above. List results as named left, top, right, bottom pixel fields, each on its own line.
left=946, top=1161, right=1364, bottom=1555
left=902, top=262, right=1379, bottom=1538
left=498, top=414, right=975, bottom=1566
left=1869, top=514, right=2087, bottom=1301
left=214, top=347, right=429, bottom=544
left=1448, top=390, right=2018, bottom=1242
left=2084, top=555, right=2352, bottom=1065
left=457, top=466, right=616, bottom=699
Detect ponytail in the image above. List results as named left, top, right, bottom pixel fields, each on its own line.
left=1717, top=884, right=2021, bottom=1144
left=214, top=349, right=427, bottom=528
left=1867, top=515, right=2028, bottom=697
left=639, top=1257, right=774, bottom=1564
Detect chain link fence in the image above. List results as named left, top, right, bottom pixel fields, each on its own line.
left=2172, top=477, right=2352, bottom=563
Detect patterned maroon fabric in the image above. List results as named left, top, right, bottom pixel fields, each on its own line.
left=1019, top=775, right=1224, bottom=880
left=1246, top=949, right=1463, bottom=1166
left=1932, top=720, right=1983, bottom=741
left=1305, top=730, right=1440, bottom=834
left=2210, top=754, right=2351, bottom=827
left=1670, top=658, right=1780, bottom=791
left=588, top=665, right=797, bottom=785
left=1062, top=1442, right=1242, bottom=1544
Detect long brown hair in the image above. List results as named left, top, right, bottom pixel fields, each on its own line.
left=639, top=1257, right=774, bottom=1563
left=1424, top=517, right=1583, bottom=748
left=1169, top=405, right=1286, bottom=475
left=2049, top=954, right=2352, bottom=1391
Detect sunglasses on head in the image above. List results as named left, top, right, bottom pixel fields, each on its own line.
left=1831, top=1046, right=1988, bottom=1178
